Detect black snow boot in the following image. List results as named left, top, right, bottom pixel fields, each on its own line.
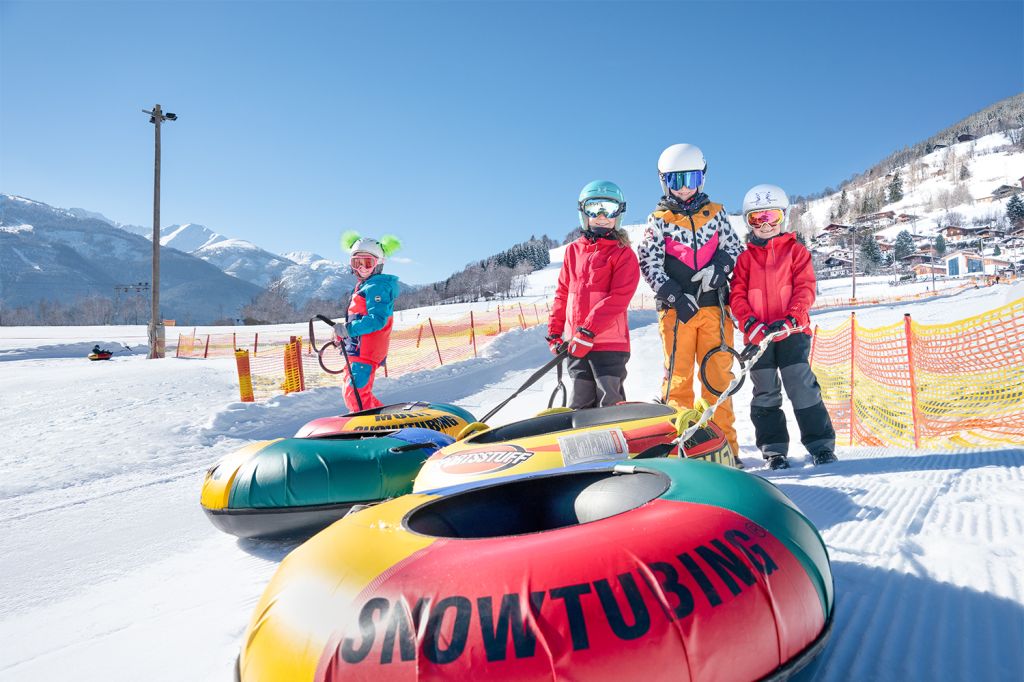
left=812, top=449, right=838, bottom=466
left=766, top=454, right=790, bottom=470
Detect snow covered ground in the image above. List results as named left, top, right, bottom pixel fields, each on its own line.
left=1, top=283, right=1022, bottom=681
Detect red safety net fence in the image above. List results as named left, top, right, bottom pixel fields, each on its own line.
left=811, top=297, right=1024, bottom=449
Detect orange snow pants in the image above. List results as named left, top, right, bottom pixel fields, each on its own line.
left=659, top=306, right=738, bottom=455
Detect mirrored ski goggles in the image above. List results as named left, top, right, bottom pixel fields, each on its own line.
left=745, top=208, right=786, bottom=228
left=579, top=198, right=626, bottom=218
left=660, top=170, right=704, bottom=191
left=350, top=254, right=379, bottom=270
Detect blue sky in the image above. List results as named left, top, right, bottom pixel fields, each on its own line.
left=2, top=1, right=1021, bottom=284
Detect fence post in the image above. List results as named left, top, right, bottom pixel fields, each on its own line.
left=497, top=306, right=503, bottom=333
left=428, top=318, right=444, bottom=365
left=533, top=303, right=540, bottom=324
left=849, top=312, right=857, bottom=447
left=175, top=333, right=182, bottom=359
left=416, top=323, right=424, bottom=348
left=470, top=311, right=478, bottom=358
left=295, top=336, right=306, bottom=392
left=518, top=303, right=527, bottom=329
left=283, top=336, right=299, bottom=394
left=235, top=350, right=255, bottom=402
left=809, top=325, right=819, bottom=367
left=203, top=334, right=211, bottom=359
left=903, top=314, right=921, bottom=448
left=232, top=332, right=237, bottom=351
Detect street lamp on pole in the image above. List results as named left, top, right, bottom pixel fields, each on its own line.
left=141, top=104, right=177, bottom=359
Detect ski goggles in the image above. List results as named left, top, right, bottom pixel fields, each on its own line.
left=350, top=254, right=379, bottom=271
left=660, top=170, right=704, bottom=191
left=745, top=209, right=786, bottom=228
left=579, top=198, right=626, bottom=218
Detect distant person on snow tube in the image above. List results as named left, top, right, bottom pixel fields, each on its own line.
left=730, top=184, right=837, bottom=470
left=547, top=180, right=640, bottom=408
left=334, top=232, right=402, bottom=413
left=638, top=144, right=745, bottom=456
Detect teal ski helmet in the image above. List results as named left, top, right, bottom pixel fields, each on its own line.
left=578, top=180, right=627, bottom=233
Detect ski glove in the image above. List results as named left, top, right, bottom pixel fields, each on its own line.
left=743, top=317, right=768, bottom=346
left=567, top=327, right=595, bottom=358
left=546, top=334, right=567, bottom=356
left=655, top=281, right=699, bottom=324
left=674, top=293, right=700, bottom=324
left=767, top=315, right=800, bottom=341
left=334, top=322, right=350, bottom=343
left=690, top=254, right=733, bottom=292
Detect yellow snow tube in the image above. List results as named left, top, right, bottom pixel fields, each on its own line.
left=413, top=402, right=683, bottom=492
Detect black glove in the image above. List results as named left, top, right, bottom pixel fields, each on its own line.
left=674, top=293, right=699, bottom=324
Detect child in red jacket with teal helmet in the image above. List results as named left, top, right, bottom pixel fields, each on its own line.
left=547, top=180, right=641, bottom=408
left=334, top=231, right=402, bottom=412
left=730, top=184, right=837, bottom=470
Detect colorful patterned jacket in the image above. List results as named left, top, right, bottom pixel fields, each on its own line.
left=637, top=195, right=744, bottom=309
left=344, top=273, right=400, bottom=365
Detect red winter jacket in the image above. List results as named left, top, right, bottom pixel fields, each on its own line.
left=729, top=233, right=815, bottom=335
left=548, top=236, right=641, bottom=353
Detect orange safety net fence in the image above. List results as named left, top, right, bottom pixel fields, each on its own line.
left=811, top=297, right=1024, bottom=449
left=217, top=304, right=550, bottom=401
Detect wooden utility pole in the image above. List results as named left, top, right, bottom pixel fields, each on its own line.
left=142, top=104, right=176, bottom=358
left=850, top=224, right=858, bottom=301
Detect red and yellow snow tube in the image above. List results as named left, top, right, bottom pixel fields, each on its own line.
left=413, top=402, right=734, bottom=492
left=237, top=458, right=834, bottom=681
left=296, top=402, right=475, bottom=438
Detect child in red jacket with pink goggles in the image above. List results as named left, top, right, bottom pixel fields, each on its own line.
left=730, top=184, right=837, bottom=470
left=547, top=180, right=640, bottom=408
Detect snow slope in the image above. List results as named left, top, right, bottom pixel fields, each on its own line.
left=799, top=130, right=1024, bottom=241
left=0, top=285, right=1022, bottom=681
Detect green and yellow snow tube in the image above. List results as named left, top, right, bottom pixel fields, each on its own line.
left=201, top=428, right=454, bottom=538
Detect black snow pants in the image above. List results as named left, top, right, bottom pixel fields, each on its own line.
left=567, top=351, right=629, bottom=409
left=749, top=333, right=835, bottom=458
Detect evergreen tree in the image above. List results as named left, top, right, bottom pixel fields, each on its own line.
left=994, top=244, right=1001, bottom=256
left=1007, top=194, right=1024, bottom=227
left=935, top=233, right=947, bottom=257
left=887, top=171, right=904, bottom=203
left=860, top=236, right=883, bottom=268
left=894, top=230, right=915, bottom=261
left=959, top=163, right=971, bottom=181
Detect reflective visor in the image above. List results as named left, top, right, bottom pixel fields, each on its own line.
left=580, top=198, right=626, bottom=218
left=745, top=209, right=785, bottom=228
left=661, top=170, right=704, bottom=191
left=350, top=254, right=378, bottom=271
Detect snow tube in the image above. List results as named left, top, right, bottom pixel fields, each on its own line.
left=200, top=428, right=454, bottom=538
left=296, top=402, right=476, bottom=439
left=236, top=458, right=834, bottom=681
left=88, top=352, right=113, bottom=361
left=412, top=402, right=733, bottom=492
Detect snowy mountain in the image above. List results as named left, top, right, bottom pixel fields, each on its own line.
left=66, top=207, right=149, bottom=236
left=0, top=194, right=262, bottom=323
left=159, top=222, right=227, bottom=252
left=192, top=239, right=297, bottom=289
left=121, top=223, right=360, bottom=305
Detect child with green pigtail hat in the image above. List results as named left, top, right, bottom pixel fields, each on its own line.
left=334, top=231, right=402, bottom=412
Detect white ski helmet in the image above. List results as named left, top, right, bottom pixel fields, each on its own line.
left=349, top=237, right=385, bottom=261
left=657, top=143, right=707, bottom=194
left=742, top=184, right=790, bottom=230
